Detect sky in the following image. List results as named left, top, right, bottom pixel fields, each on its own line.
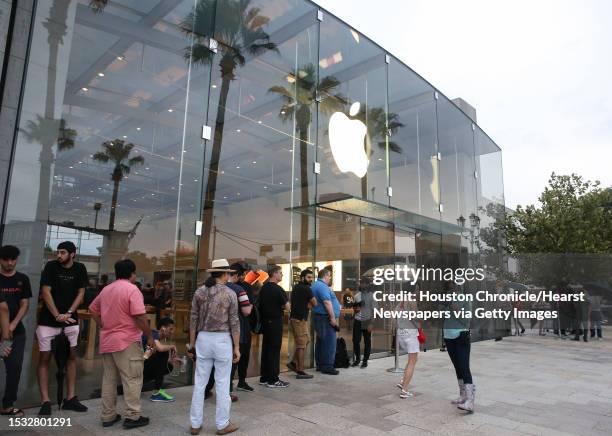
left=313, top=0, right=612, bottom=209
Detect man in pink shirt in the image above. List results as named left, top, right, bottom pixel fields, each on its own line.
left=89, top=259, right=155, bottom=430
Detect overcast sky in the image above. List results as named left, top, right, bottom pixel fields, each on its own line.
left=313, top=0, right=612, bottom=209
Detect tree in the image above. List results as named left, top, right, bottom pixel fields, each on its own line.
left=500, top=173, right=612, bottom=286
left=181, top=0, right=278, bottom=266
left=93, top=139, right=144, bottom=231
left=268, top=64, right=346, bottom=255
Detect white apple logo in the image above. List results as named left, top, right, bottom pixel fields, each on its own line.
left=328, top=101, right=369, bottom=178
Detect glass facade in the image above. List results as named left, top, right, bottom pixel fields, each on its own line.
left=0, top=0, right=504, bottom=407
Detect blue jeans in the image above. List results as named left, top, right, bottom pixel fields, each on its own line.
left=314, top=314, right=336, bottom=371
left=445, top=333, right=472, bottom=384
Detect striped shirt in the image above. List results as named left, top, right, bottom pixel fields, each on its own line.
left=227, top=282, right=251, bottom=343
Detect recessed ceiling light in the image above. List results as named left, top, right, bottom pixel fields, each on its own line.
left=236, top=129, right=241, bottom=132
left=378, top=158, right=383, bottom=161
left=236, top=166, right=240, bottom=169
left=122, top=135, right=127, bottom=139
left=136, top=127, right=141, bottom=131
left=81, top=87, right=89, bottom=92
left=237, top=192, right=241, bottom=196
left=212, top=84, right=217, bottom=88
left=263, top=186, right=268, bottom=189
left=279, top=182, right=283, bottom=185
left=220, top=170, right=225, bottom=174
left=194, top=179, right=198, bottom=182
left=145, top=167, right=150, bottom=170
left=167, top=108, right=174, bottom=112
left=223, top=196, right=227, bottom=199
left=69, top=166, right=73, bottom=169
left=78, top=161, right=83, bottom=164
left=117, top=56, right=124, bottom=60
left=97, top=72, right=105, bottom=77
left=258, top=120, right=262, bottom=124
left=252, top=161, right=256, bottom=164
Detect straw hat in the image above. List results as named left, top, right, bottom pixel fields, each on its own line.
left=206, top=259, right=236, bottom=272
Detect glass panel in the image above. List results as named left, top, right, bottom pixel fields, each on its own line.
left=316, top=14, right=388, bottom=203
left=197, top=0, right=319, bottom=376
left=1, top=0, right=209, bottom=406
left=437, top=96, right=478, bottom=269
left=0, top=0, right=11, bottom=73
left=388, top=60, right=440, bottom=221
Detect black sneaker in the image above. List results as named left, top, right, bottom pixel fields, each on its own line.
left=258, top=379, right=268, bottom=385
left=38, top=401, right=52, bottom=416
left=236, top=382, right=254, bottom=392
left=321, top=369, right=339, bottom=375
left=61, top=396, right=88, bottom=412
left=351, top=360, right=360, bottom=367
left=102, top=414, right=121, bottom=428
left=123, top=416, right=150, bottom=429
left=286, top=361, right=298, bottom=373
left=360, top=361, right=368, bottom=368
left=296, top=371, right=314, bottom=379
left=266, top=380, right=289, bottom=388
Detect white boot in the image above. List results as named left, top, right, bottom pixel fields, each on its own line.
left=451, top=379, right=465, bottom=405
left=457, top=384, right=475, bottom=412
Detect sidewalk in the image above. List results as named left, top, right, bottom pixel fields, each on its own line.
left=2, top=333, right=611, bottom=435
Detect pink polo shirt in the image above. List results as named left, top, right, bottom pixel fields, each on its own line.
left=89, top=279, right=146, bottom=353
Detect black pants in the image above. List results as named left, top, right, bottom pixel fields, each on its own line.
left=206, top=368, right=215, bottom=394
left=352, top=319, right=371, bottom=362
left=143, top=351, right=171, bottom=390
left=2, top=332, right=26, bottom=409
left=260, top=318, right=283, bottom=384
left=445, top=334, right=472, bottom=384
left=231, top=338, right=251, bottom=387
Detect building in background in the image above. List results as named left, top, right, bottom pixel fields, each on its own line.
left=0, top=0, right=505, bottom=407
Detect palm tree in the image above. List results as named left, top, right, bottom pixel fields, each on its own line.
left=181, top=0, right=278, bottom=265
left=93, top=139, right=144, bottom=231
left=268, top=64, right=346, bottom=255
left=355, top=106, right=404, bottom=199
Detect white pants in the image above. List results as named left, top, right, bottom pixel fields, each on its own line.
left=190, top=331, right=233, bottom=430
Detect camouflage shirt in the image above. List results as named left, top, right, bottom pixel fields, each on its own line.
left=190, top=283, right=240, bottom=337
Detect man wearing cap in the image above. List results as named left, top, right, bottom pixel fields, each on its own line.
left=188, top=259, right=240, bottom=435
left=36, top=241, right=89, bottom=415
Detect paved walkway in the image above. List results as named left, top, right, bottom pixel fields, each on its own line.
left=1, top=333, right=611, bottom=436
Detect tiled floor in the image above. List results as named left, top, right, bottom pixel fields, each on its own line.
left=1, top=331, right=611, bottom=435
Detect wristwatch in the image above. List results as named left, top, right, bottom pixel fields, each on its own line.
left=67, top=310, right=73, bottom=315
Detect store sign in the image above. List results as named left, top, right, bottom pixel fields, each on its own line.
left=328, top=102, right=369, bottom=178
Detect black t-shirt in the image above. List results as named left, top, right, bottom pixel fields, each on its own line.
left=290, top=282, right=313, bottom=320
left=0, top=271, right=32, bottom=335
left=39, top=261, right=88, bottom=327
left=258, top=282, right=288, bottom=320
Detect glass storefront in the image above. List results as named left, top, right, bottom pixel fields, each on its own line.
left=0, top=0, right=504, bottom=407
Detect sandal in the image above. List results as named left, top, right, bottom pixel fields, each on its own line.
left=1, top=408, right=24, bottom=416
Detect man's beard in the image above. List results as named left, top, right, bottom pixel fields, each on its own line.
left=58, top=257, right=71, bottom=266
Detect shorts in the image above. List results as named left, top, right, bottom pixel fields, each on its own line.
left=290, top=318, right=310, bottom=349
left=398, top=334, right=419, bottom=354
left=36, top=325, right=79, bottom=352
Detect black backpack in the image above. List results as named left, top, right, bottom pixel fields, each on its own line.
left=334, top=337, right=350, bottom=368
left=250, top=297, right=262, bottom=334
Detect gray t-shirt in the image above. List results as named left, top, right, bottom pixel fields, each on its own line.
left=355, top=291, right=375, bottom=321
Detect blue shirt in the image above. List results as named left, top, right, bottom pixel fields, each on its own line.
left=311, top=279, right=340, bottom=317
left=142, top=330, right=160, bottom=350
left=443, top=300, right=471, bottom=339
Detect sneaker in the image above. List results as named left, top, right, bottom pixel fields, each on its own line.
left=351, top=360, right=360, bottom=367
left=123, top=416, right=149, bottom=429
left=61, top=396, right=88, bottom=412
left=230, top=394, right=238, bottom=402
left=399, top=390, right=413, bottom=399
left=360, top=361, right=368, bottom=368
left=266, top=380, right=290, bottom=388
left=286, top=361, right=298, bottom=373
left=38, top=401, right=52, bottom=416
left=150, top=391, right=175, bottom=403
left=258, top=379, right=268, bottom=385
left=102, top=414, right=121, bottom=427
left=321, top=369, right=339, bottom=375
left=236, top=382, right=254, bottom=392
left=216, top=421, right=239, bottom=435
left=296, top=371, right=313, bottom=379
left=396, top=380, right=404, bottom=390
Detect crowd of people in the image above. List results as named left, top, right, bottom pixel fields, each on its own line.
left=4, top=241, right=606, bottom=431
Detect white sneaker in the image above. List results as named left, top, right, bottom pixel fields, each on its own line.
left=399, top=390, right=413, bottom=399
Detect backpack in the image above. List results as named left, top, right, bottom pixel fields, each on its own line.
left=250, top=297, right=262, bottom=334
left=334, top=337, right=350, bottom=368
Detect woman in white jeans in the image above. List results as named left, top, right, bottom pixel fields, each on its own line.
left=187, top=259, right=241, bottom=435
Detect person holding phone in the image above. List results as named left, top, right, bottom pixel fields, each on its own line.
left=142, top=317, right=182, bottom=402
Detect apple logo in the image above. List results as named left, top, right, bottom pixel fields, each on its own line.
left=328, top=101, right=369, bottom=178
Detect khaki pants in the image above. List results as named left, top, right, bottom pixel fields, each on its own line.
left=101, top=341, right=144, bottom=422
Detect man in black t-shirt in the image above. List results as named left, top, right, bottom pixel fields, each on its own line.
left=258, top=265, right=290, bottom=388
left=36, top=241, right=88, bottom=416
left=0, top=245, right=32, bottom=416
left=287, top=269, right=316, bottom=379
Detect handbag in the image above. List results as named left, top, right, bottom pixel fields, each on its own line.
left=417, top=328, right=426, bottom=344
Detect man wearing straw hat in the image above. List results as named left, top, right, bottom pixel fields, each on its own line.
left=188, top=259, right=241, bottom=435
